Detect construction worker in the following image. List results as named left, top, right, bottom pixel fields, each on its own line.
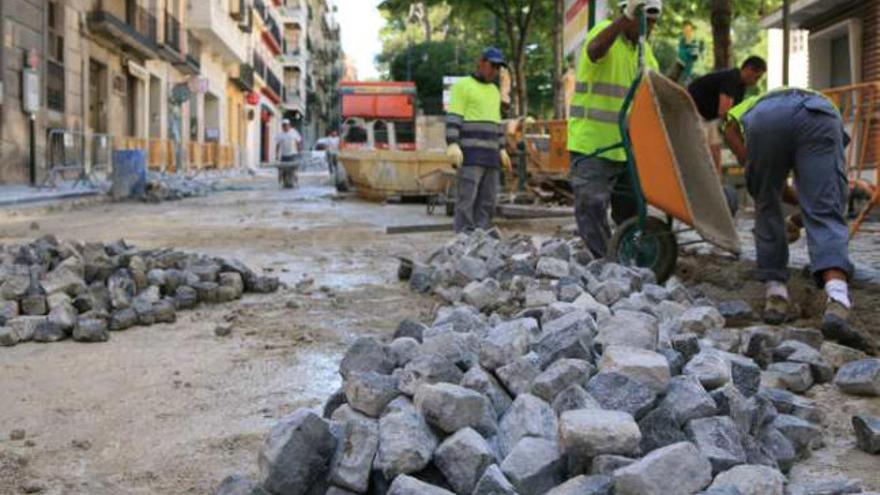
left=723, top=88, right=870, bottom=352
left=688, top=56, right=767, bottom=170
left=568, top=0, right=662, bottom=258
left=446, top=47, right=511, bottom=233
left=275, top=119, right=303, bottom=189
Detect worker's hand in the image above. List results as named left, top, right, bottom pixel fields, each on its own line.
left=499, top=149, right=511, bottom=170
left=446, top=143, right=464, bottom=168
left=622, top=0, right=647, bottom=20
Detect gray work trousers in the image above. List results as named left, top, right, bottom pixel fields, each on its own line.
left=569, top=153, right=638, bottom=258
left=743, top=91, right=853, bottom=284
left=454, top=165, right=499, bottom=233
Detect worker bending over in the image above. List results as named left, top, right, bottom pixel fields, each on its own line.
left=688, top=56, right=767, bottom=170
left=567, top=0, right=661, bottom=258
left=445, top=48, right=511, bottom=233
left=724, top=88, right=870, bottom=351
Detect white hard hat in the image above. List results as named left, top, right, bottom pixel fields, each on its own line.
left=282, top=119, right=291, bottom=125
left=619, top=0, right=662, bottom=18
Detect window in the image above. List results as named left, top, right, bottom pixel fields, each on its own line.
left=47, top=1, right=65, bottom=112
left=808, top=18, right=862, bottom=89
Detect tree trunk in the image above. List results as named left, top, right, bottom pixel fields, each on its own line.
left=711, top=0, right=733, bottom=69
left=552, top=0, right=565, bottom=119
left=515, top=50, right=528, bottom=117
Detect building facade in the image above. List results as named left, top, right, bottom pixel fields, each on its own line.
left=278, top=0, right=343, bottom=147
left=761, top=0, right=880, bottom=165
left=0, top=0, right=342, bottom=185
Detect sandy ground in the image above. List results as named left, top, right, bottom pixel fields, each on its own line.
left=0, top=172, right=877, bottom=494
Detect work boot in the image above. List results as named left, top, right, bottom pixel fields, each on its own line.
left=822, top=299, right=849, bottom=338
left=822, top=299, right=875, bottom=354
left=763, top=295, right=789, bottom=325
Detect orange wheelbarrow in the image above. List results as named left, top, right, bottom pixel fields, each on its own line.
left=591, top=12, right=741, bottom=282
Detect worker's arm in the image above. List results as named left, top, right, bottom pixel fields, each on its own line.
left=718, top=94, right=734, bottom=119
left=587, top=17, right=632, bottom=63
left=723, top=123, right=748, bottom=166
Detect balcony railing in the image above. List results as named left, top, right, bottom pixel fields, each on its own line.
left=253, top=52, right=266, bottom=81
left=232, top=64, right=255, bottom=91
left=267, top=69, right=282, bottom=99
left=88, top=1, right=158, bottom=58
left=164, top=13, right=181, bottom=52
left=186, top=31, right=202, bottom=69
left=126, top=4, right=158, bottom=44
left=254, top=0, right=266, bottom=21
left=266, top=15, right=282, bottom=49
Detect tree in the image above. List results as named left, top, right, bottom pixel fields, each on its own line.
left=552, top=0, right=565, bottom=118
left=658, top=0, right=783, bottom=69
left=711, top=0, right=733, bottom=69
left=384, top=40, right=478, bottom=114
left=380, top=0, right=551, bottom=117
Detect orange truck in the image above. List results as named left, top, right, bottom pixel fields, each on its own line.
left=339, top=81, right=417, bottom=151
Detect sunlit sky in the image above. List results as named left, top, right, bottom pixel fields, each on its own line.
left=333, top=0, right=385, bottom=80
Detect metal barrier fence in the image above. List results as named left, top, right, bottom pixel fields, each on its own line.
left=44, top=129, right=113, bottom=188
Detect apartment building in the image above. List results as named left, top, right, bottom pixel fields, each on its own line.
left=0, top=0, right=343, bottom=185
left=278, top=0, right=343, bottom=147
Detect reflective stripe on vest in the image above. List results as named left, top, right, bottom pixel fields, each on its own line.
left=574, top=81, right=629, bottom=98
left=460, top=138, right=500, bottom=150
left=568, top=106, right=619, bottom=124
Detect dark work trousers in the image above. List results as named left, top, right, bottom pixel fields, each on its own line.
left=569, top=153, right=638, bottom=258
left=742, top=91, right=853, bottom=285
left=454, top=165, right=500, bottom=233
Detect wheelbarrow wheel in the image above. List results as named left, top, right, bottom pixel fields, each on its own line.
left=607, top=216, right=678, bottom=283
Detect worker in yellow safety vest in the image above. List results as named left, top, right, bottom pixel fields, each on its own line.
left=567, top=0, right=661, bottom=258
left=446, top=47, right=512, bottom=233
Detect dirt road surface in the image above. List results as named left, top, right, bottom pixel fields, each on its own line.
left=0, top=173, right=878, bottom=494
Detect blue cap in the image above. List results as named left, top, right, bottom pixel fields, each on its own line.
left=481, top=47, right=507, bottom=67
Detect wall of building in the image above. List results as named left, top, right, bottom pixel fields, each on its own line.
left=0, top=0, right=343, bottom=183
left=0, top=0, right=48, bottom=184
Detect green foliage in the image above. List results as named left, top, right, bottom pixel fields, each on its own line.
left=385, top=40, right=480, bottom=113
left=376, top=0, right=785, bottom=117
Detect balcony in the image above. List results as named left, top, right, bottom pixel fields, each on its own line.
left=189, top=0, right=248, bottom=64
left=278, top=6, right=306, bottom=26
left=253, top=52, right=266, bottom=82
left=174, top=31, right=201, bottom=75
left=159, top=13, right=185, bottom=63
left=88, top=1, right=158, bottom=59
left=279, top=47, right=304, bottom=68
left=231, top=64, right=255, bottom=92
left=283, top=86, right=303, bottom=110
left=254, top=0, right=266, bottom=21
left=262, top=14, right=283, bottom=55
left=263, top=68, right=282, bottom=104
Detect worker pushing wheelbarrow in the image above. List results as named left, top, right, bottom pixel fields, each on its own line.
left=568, top=0, right=740, bottom=283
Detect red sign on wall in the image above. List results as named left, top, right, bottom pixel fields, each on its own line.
left=246, top=92, right=260, bottom=105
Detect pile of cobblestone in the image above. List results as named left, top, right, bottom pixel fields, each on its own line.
left=215, top=231, right=880, bottom=495
left=142, top=172, right=214, bottom=202
left=0, top=236, right=279, bottom=346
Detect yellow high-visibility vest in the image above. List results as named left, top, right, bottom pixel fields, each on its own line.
left=446, top=76, right=504, bottom=167
left=568, top=19, right=659, bottom=162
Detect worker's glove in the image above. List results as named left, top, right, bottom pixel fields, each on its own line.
left=446, top=143, right=464, bottom=168
left=499, top=149, right=512, bottom=170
